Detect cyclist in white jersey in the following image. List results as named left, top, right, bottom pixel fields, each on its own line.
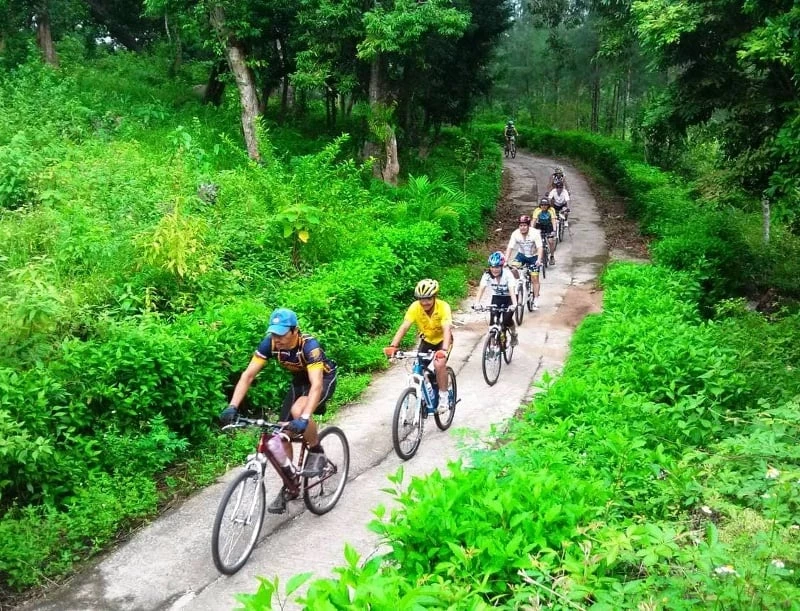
left=474, top=251, right=519, bottom=346
left=548, top=184, right=571, bottom=219
left=504, top=214, right=543, bottom=310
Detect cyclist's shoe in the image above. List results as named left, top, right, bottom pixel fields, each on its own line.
left=549, top=256, right=556, bottom=265
left=533, top=297, right=540, bottom=310
left=303, top=451, right=327, bottom=477
left=510, top=332, right=519, bottom=347
left=268, top=487, right=299, bottom=514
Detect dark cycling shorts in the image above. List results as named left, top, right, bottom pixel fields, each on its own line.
left=490, top=295, right=514, bottom=328
left=416, top=339, right=452, bottom=369
left=514, top=253, right=541, bottom=273
left=280, top=372, right=337, bottom=420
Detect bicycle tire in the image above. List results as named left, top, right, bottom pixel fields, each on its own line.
left=503, top=330, right=514, bottom=364
left=557, top=221, right=564, bottom=243
left=526, top=277, right=536, bottom=312
left=514, top=285, right=524, bottom=326
left=511, top=144, right=516, bottom=159
left=481, top=329, right=502, bottom=386
left=392, top=387, right=424, bottom=460
left=434, top=367, right=457, bottom=430
left=211, top=469, right=266, bottom=575
left=303, top=426, right=350, bottom=515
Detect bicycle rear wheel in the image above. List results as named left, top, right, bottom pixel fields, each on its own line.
left=303, top=426, right=349, bottom=515
left=503, top=330, right=514, bottom=364
left=481, top=329, right=502, bottom=386
left=434, top=367, right=457, bottom=430
left=392, top=387, right=424, bottom=460
left=514, top=285, right=524, bottom=326
left=211, top=469, right=266, bottom=575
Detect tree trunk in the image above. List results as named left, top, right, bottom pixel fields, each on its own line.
left=210, top=6, right=261, bottom=162
left=362, top=57, right=383, bottom=169
left=204, top=60, right=227, bottom=106
left=35, top=4, right=58, bottom=67
left=622, top=63, right=631, bottom=140
left=383, top=131, right=400, bottom=186
left=590, top=62, right=600, bottom=133
left=281, top=77, right=290, bottom=118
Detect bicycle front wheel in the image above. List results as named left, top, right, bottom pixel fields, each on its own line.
left=514, top=285, right=524, bottom=326
left=303, top=426, right=350, bottom=515
left=482, top=330, right=502, bottom=386
left=211, top=469, right=266, bottom=575
left=434, top=367, right=457, bottom=430
left=392, top=387, right=424, bottom=460
left=503, top=330, right=515, bottom=364
left=526, top=278, right=536, bottom=312
left=511, top=143, right=516, bottom=159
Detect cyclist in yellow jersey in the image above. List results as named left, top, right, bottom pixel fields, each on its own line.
left=384, top=279, right=453, bottom=409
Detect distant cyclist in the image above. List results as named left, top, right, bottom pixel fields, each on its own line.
left=384, top=279, right=453, bottom=411
left=504, top=120, right=518, bottom=151
left=474, top=251, right=519, bottom=346
left=219, top=307, right=337, bottom=514
left=546, top=166, right=568, bottom=192
left=534, top=198, right=558, bottom=265
left=504, top=214, right=543, bottom=310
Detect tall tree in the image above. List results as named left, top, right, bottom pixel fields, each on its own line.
left=145, top=0, right=266, bottom=161
left=358, top=0, right=470, bottom=183
left=632, top=0, right=800, bottom=216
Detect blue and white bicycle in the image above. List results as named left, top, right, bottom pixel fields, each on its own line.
left=389, top=350, right=458, bottom=460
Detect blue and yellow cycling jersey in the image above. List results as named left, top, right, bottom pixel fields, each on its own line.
left=254, top=333, right=336, bottom=381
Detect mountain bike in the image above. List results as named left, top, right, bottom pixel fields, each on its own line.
left=473, top=304, right=515, bottom=386
left=389, top=351, right=458, bottom=460
left=212, top=417, right=350, bottom=575
left=510, top=261, right=538, bottom=312
left=504, top=135, right=516, bottom=159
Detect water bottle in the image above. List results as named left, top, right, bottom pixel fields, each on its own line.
left=267, top=434, right=293, bottom=469
left=423, top=371, right=438, bottom=414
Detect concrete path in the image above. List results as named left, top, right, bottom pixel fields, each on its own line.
left=19, top=153, right=607, bottom=611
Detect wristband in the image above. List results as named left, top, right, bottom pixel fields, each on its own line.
left=301, top=414, right=310, bottom=420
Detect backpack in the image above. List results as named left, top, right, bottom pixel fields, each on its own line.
left=535, top=210, right=553, bottom=233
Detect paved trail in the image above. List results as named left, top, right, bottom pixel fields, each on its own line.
left=20, top=152, right=607, bottom=611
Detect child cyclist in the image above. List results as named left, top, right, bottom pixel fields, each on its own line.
left=473, top=251, right=519, bottom=346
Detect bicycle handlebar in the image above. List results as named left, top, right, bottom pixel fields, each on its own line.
left=221, top=416, right=286, bottom=433
left=472, top=304, right=512, bottom=313
left=393, top=350, right=435, bottom=360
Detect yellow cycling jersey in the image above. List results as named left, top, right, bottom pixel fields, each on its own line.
left=403, top=299, right=453, bottom=345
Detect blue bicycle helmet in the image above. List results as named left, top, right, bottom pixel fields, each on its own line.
left=488, top=251, right=505, bottom=267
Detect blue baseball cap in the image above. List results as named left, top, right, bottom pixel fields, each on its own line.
left=267, top=308, right=298, bottom=336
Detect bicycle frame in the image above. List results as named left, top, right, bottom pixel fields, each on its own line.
left=395, top=351, right=438, bottom=412
left=475, top=304, right=512, bottom=337
left=224, top=418, right=327, bottom=497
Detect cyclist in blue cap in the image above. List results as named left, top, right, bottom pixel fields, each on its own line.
left=219, top=307, right=337, bottom=513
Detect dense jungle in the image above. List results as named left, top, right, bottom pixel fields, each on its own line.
left=2, top=0, right=800, bottom=609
